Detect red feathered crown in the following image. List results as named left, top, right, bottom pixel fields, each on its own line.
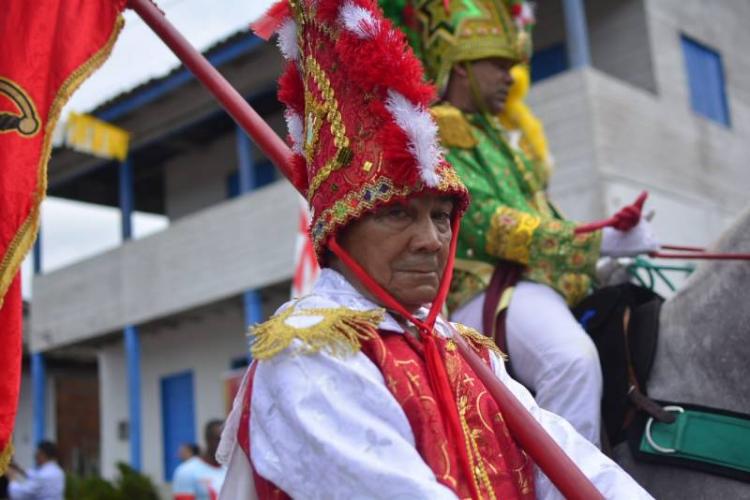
left=254, top=0, right=468, bottom=259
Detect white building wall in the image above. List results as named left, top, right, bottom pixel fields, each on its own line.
left=12, top=371, right=56, bottom=471
left=97, top=298, right=246, bottom=487
left=98, top=348, right=129, bottom=480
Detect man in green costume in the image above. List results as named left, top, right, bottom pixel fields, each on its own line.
left=380, top=0, right=659, bottom=447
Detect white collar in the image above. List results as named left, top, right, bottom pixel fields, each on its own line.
left=300, top=268, right=452, bottom=337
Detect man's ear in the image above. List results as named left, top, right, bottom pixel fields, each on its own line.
left=452, top=64, right=468, bottom=78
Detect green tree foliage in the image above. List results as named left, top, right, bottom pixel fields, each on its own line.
left=65, top=463, right=160, bottom=500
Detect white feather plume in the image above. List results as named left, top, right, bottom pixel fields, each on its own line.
left=385, top=90, right=442, bottom=187
left=276, top=19, right=298, bottom=61
left=285, top=109, right=304, bottom=155
left=338, top=1, right=380, bottom=39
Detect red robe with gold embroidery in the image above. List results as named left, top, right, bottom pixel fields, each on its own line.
left=237, top=329, right=535, bottom=499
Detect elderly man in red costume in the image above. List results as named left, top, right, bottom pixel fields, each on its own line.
left=216, top=1, right=652, bottom=498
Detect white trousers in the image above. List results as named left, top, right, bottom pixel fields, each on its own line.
left=452, top=281, right=603, bottom=447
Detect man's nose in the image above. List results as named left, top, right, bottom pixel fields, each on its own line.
left=503, top=69, right=514, bottom=86
left=410, top=217, right=443, bottom=253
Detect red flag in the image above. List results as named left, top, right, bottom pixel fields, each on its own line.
left=0, top=0, right=126, bottom=472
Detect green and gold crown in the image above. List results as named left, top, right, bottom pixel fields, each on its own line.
left=381, top=0, right=534, bottom=92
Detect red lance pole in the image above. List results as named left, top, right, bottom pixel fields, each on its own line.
left=126, top=1, right=603, bottom=498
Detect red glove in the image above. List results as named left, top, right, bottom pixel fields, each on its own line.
left=575, top=191, right=648, bottom=234
left=609, top=191, right=648, bottom=231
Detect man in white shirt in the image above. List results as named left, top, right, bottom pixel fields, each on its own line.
left=7, top=441, right=64, bottom=500
left=172, top=420, right=225, bottom=500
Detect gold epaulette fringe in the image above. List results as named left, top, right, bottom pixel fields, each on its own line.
left=430, top=104, right=477, bottom=149
left=250, top=306, right=385, bottom=360
left=453, top=323, right=509, bottom=361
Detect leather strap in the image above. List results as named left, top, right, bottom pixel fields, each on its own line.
left=622, top=307, right=676, bottom=425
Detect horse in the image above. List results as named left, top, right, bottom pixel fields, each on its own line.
left=611, top=206, right=750, bottom=499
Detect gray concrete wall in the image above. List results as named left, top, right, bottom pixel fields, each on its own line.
left=527, top=70, right=604, bottom=221
left=533, top=0, right=656, bottom=93
left=588, top=0, right=657, bottom=93
left=30, top=181, right=299, bottom=351
left=531, top=64, right=748, bottom=249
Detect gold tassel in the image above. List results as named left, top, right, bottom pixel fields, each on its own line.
left=453, top=323, right=508, bottom=361
left=250, top=306, right=385, bottom=360
left=0, top=441, right=13, bottom=476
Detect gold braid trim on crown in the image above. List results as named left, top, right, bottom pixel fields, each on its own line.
left=250, top=306, right=385, bottom=360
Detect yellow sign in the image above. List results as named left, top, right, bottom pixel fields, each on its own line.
left=65, top=112, right=130, bottom=161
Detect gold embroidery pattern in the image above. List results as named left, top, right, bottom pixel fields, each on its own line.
left=443, top=344, right=496, bottom=499
left=304, top=55, right=352, bottom=199
left=249, top=306, right=384, bottom=360
left=311, top=177, right=411, bottom=249
left=457, top=387, right=496, bottom=499
left=486, top=206, right=540, bottom=264
left=439, top=442, right=458, bottom=488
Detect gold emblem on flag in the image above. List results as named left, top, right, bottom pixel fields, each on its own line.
left=0, top=77, right=40, bottom=137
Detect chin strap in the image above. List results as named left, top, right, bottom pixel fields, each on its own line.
left=328, top=214, right=481, bottom=499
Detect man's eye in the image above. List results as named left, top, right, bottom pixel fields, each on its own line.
left=433, top=211, right=451, bottom=222
left=386, top=208, right=408, bottom=218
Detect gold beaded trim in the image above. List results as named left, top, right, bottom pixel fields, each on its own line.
left=304, top=55, right=352, bottom=200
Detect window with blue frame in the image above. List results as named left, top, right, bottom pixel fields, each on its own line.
left=681, top=35, right=731, bottom=127
left=226, top=160, right=277, bottom=198
left=531, top=43, right=569, bottom=83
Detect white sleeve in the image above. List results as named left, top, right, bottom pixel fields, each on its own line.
left=250, top=344, right=458, bottom=500
left=8, top=473, right=39, bottom=499
left=171, top=463, right=195, bottom=495
left=488, top=352, right=654, bottom=500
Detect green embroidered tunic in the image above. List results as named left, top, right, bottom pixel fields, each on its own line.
left=432, top=104, right=602, bottom=311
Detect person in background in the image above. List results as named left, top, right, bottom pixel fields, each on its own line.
left=173, top=420, right=225, bottom=500
left=178, top=443, right=200, bottom=463
left=6, top=441, right=64, bottom=500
